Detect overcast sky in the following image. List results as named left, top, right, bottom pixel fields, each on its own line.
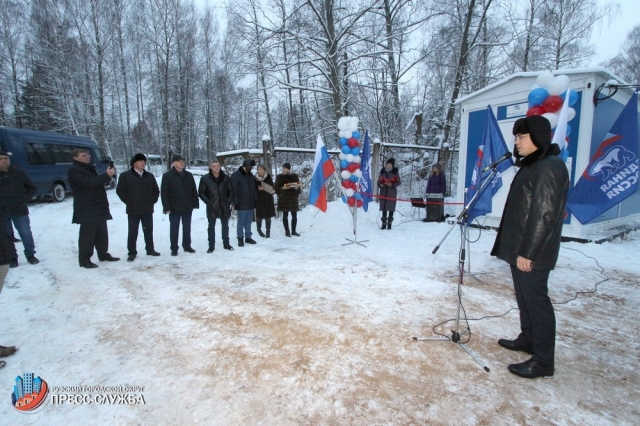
left=589, top=0, right=636, bottom=66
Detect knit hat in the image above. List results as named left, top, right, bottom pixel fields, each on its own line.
left=0, top=151, right=10, bottom=158
left=386, top=158, right=395, bottom=166
left=171, top=154, right=185, bottom=163
left=512, top=116, right=551, bottom=150
left=283, top=162, right=291, bottom=170
left=130, top=153, right=147, bottom=166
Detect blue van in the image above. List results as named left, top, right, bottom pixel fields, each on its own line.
left=0, top=126, right=115, bottom=201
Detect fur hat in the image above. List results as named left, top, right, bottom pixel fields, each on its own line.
left=283, top=162, right=291, bottom=170
left=386, top=158, right=395, bottom=166
left=130, top=153, right=147, bottom=166
left=512, top=116, right=551, bottom=150
left=171, top=154, right=185, bottom=163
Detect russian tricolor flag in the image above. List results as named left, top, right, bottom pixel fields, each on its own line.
left=309, top=135, right=336, bottom=212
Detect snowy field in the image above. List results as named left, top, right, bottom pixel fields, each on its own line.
left=1, top=175, right=639, bottom=425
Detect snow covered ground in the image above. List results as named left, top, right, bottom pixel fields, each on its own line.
left=1, top=176, right=639, bottom=425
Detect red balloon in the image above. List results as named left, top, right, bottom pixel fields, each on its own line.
left=347, top=138, right=359, bottom=148
left=342, top=180, right=351, bottom=189
left=356, top=200, right=363, bottom=208
left=542, top=95, right=563, bottom=113
left=349, top=181, right=357, bottom=190
left=347, top=163, right=359, bottom=172
left=347, top=197, right=356, bottom=207
left=526, top=106, right=546, bottom=116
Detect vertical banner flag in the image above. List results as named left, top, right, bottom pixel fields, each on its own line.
left=359, top=130, right=373, bottom=212
left=566, top=92, right=638, bottom=224
left=309, top=135, right=336, bottom=212
left=467, top=105, right=513, bottom=221
left=552, top=88, right=571, bottom=161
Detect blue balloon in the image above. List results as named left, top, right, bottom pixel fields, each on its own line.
left=355, top=192, right=362, bottom=200
left=352, top=131, right=361, bottom=140
left=349, top=175, right=359, bottom=182
left=341, top=145, right=351, bottom=154
left=340, top=160, right=349, bottom=169
left=528, top=88, right=549, bottom=107
left=339, top=137, right=348, bottom=146
left=566, top=124, right=572, bottom=137
left=350, top=147, right=360, bottom=156
left=341, top=195, right=347, bottom=203
left=560, top=90, right=579, bottom=107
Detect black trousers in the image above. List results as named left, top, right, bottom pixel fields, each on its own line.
left=78, top=221, right=108, bottom=264
left=510, top=265, right=555, bottom=367
left=169, top=211, right=192, bottom=252
left=282, top=211, right=297, bottom=231
left=127, top=213, right=155, bottom=255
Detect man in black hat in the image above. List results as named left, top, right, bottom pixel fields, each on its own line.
left=116, top=153, right=161, bottom=262
left=68, top=149, right=119, bottom=268
left=230, top=158, right=258, bottom=246
left=161, top=154, right=199, bottom=256
left=0, top=151, right=38, bottom=267
left=491, top=115, right=569, bottom=379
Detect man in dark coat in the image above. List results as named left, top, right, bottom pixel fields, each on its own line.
left=491, top=115, right=569, bottom=379
left=230, top=158, right=257, bottom=246
left=377, top=158, right=401, bottom=229
left=0, top=211, right=18, bottom=367
left=0, top=151, right=38, bottom=267
left=68, top=149, right=119, bottom=268
left=161, top=154, right=199, bottom=256
left=116, top=153, right=161, bottom=262
left=275, top=162, right=301, bottom=237
left=198, top=160, right=234, bottom=252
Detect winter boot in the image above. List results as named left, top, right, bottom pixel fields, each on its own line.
left=388, top=213, right=394, bottom=230
left=381, top=218, right=387, bottom=230
left=292, top=218, right=300, bottom=236
left=237, top=237, right=245, bottom=247
left=257, top=219, right=266, bottom=238
left=283, top=218, right=291, bottom=237
left=266, top=219, right=271, bottom=238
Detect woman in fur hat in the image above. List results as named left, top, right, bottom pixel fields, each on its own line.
left=377, top=158, right=401, bottom=229
left=254, top=164, right=276, bottom=238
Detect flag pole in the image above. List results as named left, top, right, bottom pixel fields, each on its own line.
left=343, top=187, right=368, bottom=247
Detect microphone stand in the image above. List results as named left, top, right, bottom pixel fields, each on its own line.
left=412, top=166, right=501, bottom=372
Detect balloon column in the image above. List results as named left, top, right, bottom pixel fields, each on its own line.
left=337, top=116, right=363, bottom=208
left=526, top=70, right=578, bottom=151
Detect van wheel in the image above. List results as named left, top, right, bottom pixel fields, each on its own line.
left=51, top=183, right=66, bottom=202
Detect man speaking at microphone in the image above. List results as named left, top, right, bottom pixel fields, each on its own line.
left=491, top=115, right=569, bottom=379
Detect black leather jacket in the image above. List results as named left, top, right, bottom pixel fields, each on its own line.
left=491, top=149, right=569, bottom=271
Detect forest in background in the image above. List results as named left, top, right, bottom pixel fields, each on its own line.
left=0, top=0, right=635, bottom=188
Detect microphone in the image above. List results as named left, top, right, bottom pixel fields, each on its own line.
left=482, top=152, right=512, bottom=172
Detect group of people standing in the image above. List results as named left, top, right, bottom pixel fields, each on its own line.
left=68, top=150, right=303, bottom=267
left=377, top=157, right=447, bottom=229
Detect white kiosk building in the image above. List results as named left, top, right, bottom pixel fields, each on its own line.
left=456, top=68, right=640, bottom=241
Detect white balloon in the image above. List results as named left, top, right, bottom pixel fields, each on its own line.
left=567, top=107, right=576, bottom=121
left=542, top=113, right=559, bottom=129
left=548, top=75, right=570, bottom=96
left=353, top=155, right=361, bottom=163
left=341, top=170, right=351, bottom=180
left=536, top=70, right=555, bottom=89
left=345, top=188, right=355, bottom=197
left=353, top=169, right=362, bottom=178
left=346, top=154, right=355, bottom=162
left=337, top=117, right=349, bottom=131
left=339, top=153, right=347, bottom=160
left=349, top=117, right=359, bottom=132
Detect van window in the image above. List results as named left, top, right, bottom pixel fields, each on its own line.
left=51, top=144, right=76, bottom=164
left=26, top=143, right=54, bottom=165
left=93, top=148, right=107, bottom=162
